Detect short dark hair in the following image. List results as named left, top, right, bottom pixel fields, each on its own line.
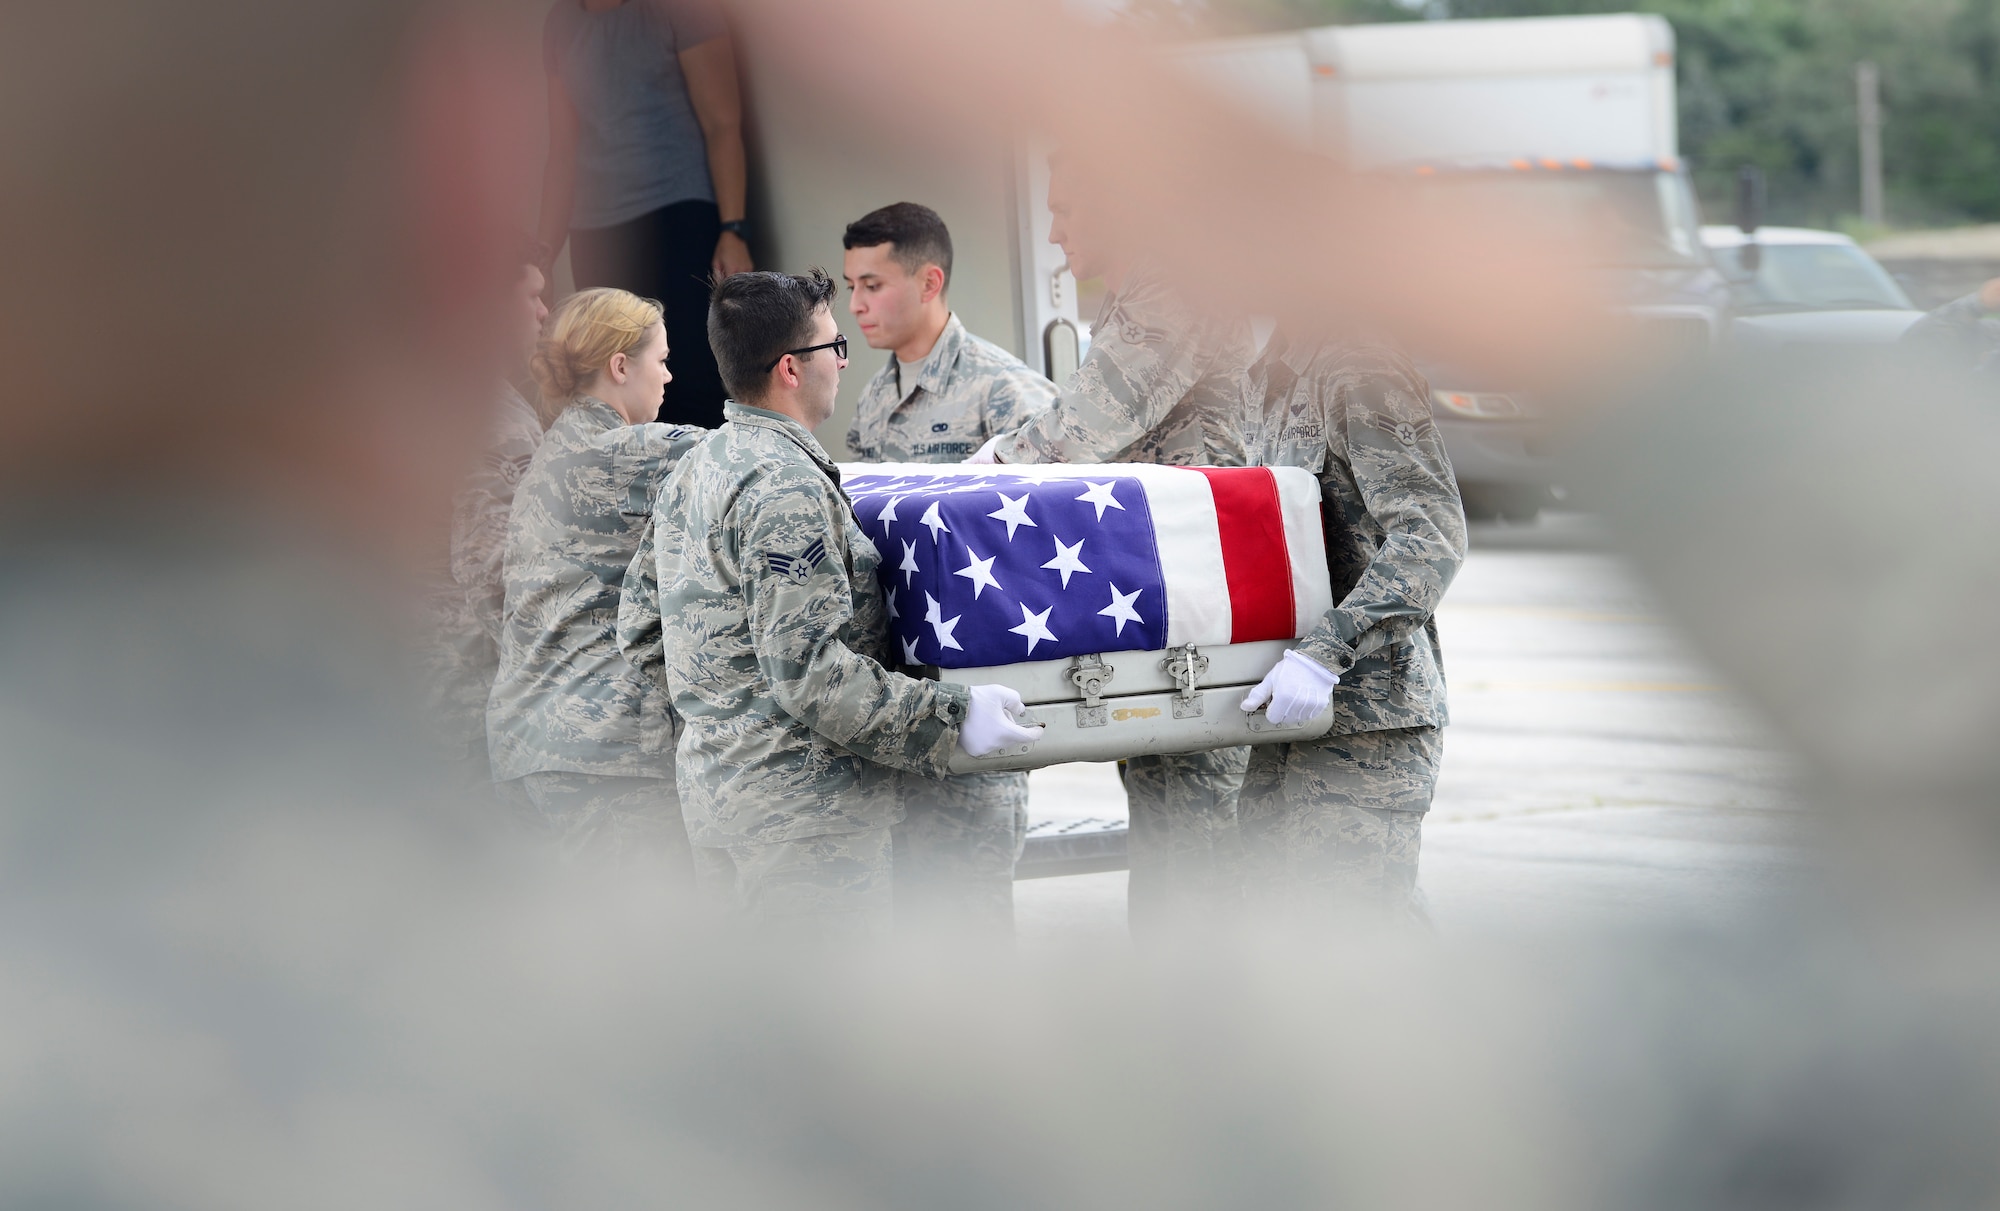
left=842, top=202, right=954, bottom=290
left=707, top=269, right=839, bottom=403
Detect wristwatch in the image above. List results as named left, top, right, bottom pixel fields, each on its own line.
left=719, top=218, right=750, bottom=240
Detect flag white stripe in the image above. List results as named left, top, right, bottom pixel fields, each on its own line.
left=1123, top=467, right=1231, bottom=648
left=1270, top=465, right=1334, bottom=637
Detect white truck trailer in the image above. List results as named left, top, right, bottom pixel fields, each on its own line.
left=1169, top=14, right=1727, bottom=519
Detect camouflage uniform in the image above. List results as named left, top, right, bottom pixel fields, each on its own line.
left=488, top=396, right=706, bottom=872
left=849, top=313, right=1055, bottom=934
left=1901, top=290, right=2000, bottom=373
left=1242, top=335, right=1467, bottom=923
left=653, top=400, right=972, bottom=936
left=848, top=312, right=1055, bottom=462
left=991, top=264, right=1251, bottom=469
left=419, top=381, right=542, bottom=787
left=993, top=263, right=1257, bottom=938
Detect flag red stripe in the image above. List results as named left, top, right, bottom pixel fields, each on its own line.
left=1193, top=467, right=1296, bottom=643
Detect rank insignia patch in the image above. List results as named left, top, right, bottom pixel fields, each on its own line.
left=766, top=538, right=829, bottom=585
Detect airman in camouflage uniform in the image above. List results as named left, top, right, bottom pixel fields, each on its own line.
left=989, top=265, right=1252, bottom=469
left=655, top=400, right=973, bottom=938
left=850, top=312, right=1054, bottom=934
left=1242, top=334, right=1467, bottom=924
left=488, top=396, right=705, bottom=870
left=990, top=262, right=1257, bottom=939
left=849, top=313, right=1055, bottom=461
left=422, top=381, right=543, bottom=786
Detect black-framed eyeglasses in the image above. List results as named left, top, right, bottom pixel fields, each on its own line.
left=763, top=335, right=848, bottom=373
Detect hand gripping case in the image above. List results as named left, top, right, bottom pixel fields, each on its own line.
left=839, top=463, right=1339, bottom=774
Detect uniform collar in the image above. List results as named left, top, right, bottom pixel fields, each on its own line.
left=565, top=395, right=625, bottom=430
left=724, top=399, right=841, bottom=483
left=892, top=312, right=968, bottom=402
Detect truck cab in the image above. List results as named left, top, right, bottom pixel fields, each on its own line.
left=1172, top=14, right=1729, bottom=519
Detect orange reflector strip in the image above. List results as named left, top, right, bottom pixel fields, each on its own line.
left=1415, top=165, right=1436, bottom=176
left=1573, top=158, right=1593, bottom=170
left=1312, top=63, right=1337, bottom=77
left=1653, top=51, right=1674, bottom=67
left=1540, top=158, right=1563, bottom=170
left=1510, top=158, right=1532, bottom=171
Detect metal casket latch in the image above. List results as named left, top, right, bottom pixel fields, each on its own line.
left=1161, top=644, right=1209, bottom=719
left=1068, top=653, right=1115, bottom=728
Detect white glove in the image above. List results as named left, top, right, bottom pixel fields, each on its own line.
left=1240, top=650, right=1340, bottom=726
left=964, top=434, right=1003, bottom=465
left=957, top=684, right=1045, bottom=757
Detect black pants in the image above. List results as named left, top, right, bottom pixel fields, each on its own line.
left=570, top=198, right=726, bottom=429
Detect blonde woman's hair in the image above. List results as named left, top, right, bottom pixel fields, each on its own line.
left=528, top=288, right=665, bottom=422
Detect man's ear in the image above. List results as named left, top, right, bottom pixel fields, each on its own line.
left=922, top=265, right=947, bottom=305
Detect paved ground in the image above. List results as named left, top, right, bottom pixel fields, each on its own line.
left=1013, top=513, right=1810, bottom=946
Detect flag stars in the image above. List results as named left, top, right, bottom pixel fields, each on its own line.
left=1076, top=480, right=1125, bottom=521
left=1099, top=584, right=1144, bottom=637
left=1009, top=603, right=1058, bottom=655
left=901, top=635, right=921, bottom=665
left=925, top=592, right=962, bottom=651
left=1041, top=536, right=1091, bottom=589
left=920, top=501, right=951, bottom=542
left=876, top=495, right=903, bottom=524
left=987, top=492, right=1038, bottom=541
left=898, top=539, right=919, bottom=588
left=953, top=548, right=1003, bottom=599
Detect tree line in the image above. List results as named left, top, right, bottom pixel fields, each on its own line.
left=1126, top=0, right=2000, bottom=231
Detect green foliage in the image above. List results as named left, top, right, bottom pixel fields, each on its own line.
left=1149, top=0, right=2000, bottom=227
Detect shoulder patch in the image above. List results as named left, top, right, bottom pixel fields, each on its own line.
left=764, top=538, right=829, bottom=585
left=1368, top=409, right=1435, bottom=448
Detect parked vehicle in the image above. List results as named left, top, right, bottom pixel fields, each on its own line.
left=1170, top=14, right=1729, bottom=520
left=1701, top=225, right=1923, bottom=345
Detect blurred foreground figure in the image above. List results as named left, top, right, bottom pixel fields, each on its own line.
left=488, top=288, right=706, bottom=872
left=972, top=153, right=1258, bottom=941
left=6, top=1, right=2000, bottom=1206
left=653, top=271, right=1041, bottom=938
left=843, top=201, right=1055, bottom=936
left=1240, top=335, right=1466, bottom=924
left=424, top=247, right=550, bottom=791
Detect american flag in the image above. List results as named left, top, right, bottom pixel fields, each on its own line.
left=841, top=463, right=1333, bottom=670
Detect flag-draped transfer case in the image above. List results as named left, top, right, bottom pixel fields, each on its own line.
left=840, top=463, right=1339, bottom=773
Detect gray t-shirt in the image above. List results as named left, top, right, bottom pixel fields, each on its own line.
left=545, top=0, right=727, bottom=230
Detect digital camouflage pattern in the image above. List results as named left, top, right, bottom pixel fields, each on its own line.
left=613, top=493, right=668, bottom=699
left=1255, top=335, right=1466, bottom=734
left=654, top=400, right=971, bottom=850
left=846, top=312, right=1045, bottom=928
left=1242, top=337, right=1463, bottom=919
left=847, top=313, right=1056, bottom=462
left=690, top=826, right=895, bottom=941
left=992, top=263, right=1253, bottom=468
left=894, top=770, right=1028, bottom=933
left=421, top=382, right=544, bottom=768
left=992, top=263, right=1257, bottom=931
left=518, top=770, right=691, bottom=878
left=1239, top=726, right=1440, bottom=923
left=487, top=397, right=705, bottom=782
left=1900, top=290, right=2000, bottom=374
